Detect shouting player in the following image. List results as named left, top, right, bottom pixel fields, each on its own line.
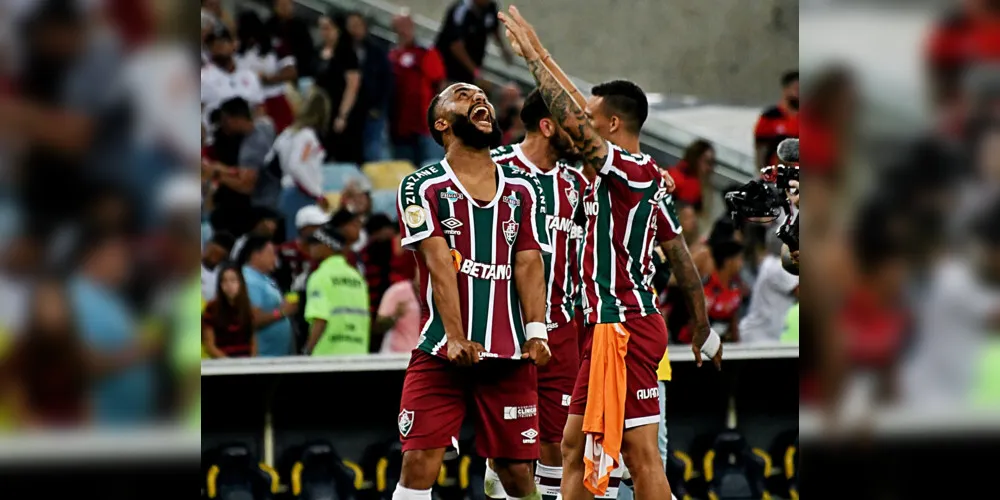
left=485, top=89, right=588, bottom=500
left=501, top=7, right=721, bottom=500
left=393, top=82, right=553, bottom=500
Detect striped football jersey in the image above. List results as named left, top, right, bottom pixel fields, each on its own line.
left=396, top=159, right=551, bottom=359
left=492, top=143, right=587, bottom=329
left=580, top=141, right=681, bottom=325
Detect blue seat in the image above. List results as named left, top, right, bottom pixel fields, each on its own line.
left=322, top=163, right=367, bottom=193
left=370, top=190, right=398, bottom=220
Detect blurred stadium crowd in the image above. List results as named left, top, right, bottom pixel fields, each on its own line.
left=0, top=0, right=201, bottom=432
left=198, top=0, right=802, bottom=362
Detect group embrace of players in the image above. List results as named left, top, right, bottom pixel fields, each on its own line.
left=392, top=7, right=722, bottom=500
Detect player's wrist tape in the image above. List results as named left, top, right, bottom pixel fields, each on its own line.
left=700, top=329, right=721, bottom=358
left=525, top=322, right=548, bottom=342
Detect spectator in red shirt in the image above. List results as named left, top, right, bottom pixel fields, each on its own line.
left=754, top=70, right=799, bottom=169
left=276, top=205, right=330, bottom=293
left=667, top=139, right=715, bottom=214
left=203, top=262, right=256, bottom=358
left=389, top=12, right=446, bottom=167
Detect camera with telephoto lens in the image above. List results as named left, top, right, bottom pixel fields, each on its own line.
left=724, top=139, right=800, bottom=252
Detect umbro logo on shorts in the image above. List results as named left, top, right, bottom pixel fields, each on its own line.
left=521, top=428, right=538, bottom=444
left=503, top=405, right=537, bottom=420
left=561, top=394, right=571, bottom=407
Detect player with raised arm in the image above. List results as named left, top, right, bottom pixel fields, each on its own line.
left=501, top=7, right=721, bottom=500
left=484, top=89, right=588, bottom=500
left=392, top=82, right=552, bottom=500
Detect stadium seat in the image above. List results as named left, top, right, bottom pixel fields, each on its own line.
left=288, top=440, right=361, bottom=500
left=370, top=190, right=398, bottom=221
left=703, top=431, right=771, bottom=500
left=373, top=441, right=404, bottom=499
left=204, top=443, right=279, bottom=500
left=322, top=163, right=367, bottom=192
left=668, top=450, right=695, bottom=500
left=766, top=430, right=798, bottom=498
left=362, top=160, right=416, bottom=191
left=785, top=438, right=798, bottom=500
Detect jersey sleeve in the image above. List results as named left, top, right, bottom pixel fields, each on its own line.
left=597, top=141, right=659, bottom=189
left=397, top=177, right=445, bottom=251
left=655, top=193, right=683, bottom=243
left=304, top=273, right=331, bottom=322
left=514, top=183, right=552, bottom=254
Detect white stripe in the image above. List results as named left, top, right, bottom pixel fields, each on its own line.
left=466, top=197, right=475, bottom=343
left=590, top=179, right=603, bottom=324
left=624, top=415, right=660, bottom=429
left=427, top=271, right=446, bottom=355
left=636, top=208, right=657, bottom=310
left=621, top=201, right=643, bottom=317
left=485, top=202, right=497, bottom=353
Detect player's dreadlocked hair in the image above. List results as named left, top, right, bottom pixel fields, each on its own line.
left=427, top=93, right=444, bottom=146
left=519, top=89, right=551, bottom=132
left=591, top=80, right=649, bottom=133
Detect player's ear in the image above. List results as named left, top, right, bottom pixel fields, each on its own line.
left=539, top=118, right=556, bottom=138
left=608, top=115, right=621, bottom=135
left=434, top=117, right=449, bottom=137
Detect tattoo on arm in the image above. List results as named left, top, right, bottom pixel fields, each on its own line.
left=526, top=59, right=608, bottom=170
left=663, top=238, right=710, bottom=344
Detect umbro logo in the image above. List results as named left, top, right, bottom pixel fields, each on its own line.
left=521, top=428, right=538, bottom=444
left=442, top=217, right=463, bottom=236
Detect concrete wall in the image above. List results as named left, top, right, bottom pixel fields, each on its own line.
left=399, top=0, right=798, bottom=106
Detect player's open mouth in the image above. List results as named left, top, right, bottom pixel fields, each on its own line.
left=470, top=105, right=492, bottom=128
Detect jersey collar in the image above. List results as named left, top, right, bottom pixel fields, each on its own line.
left=513, top=143, right=559, bottom=176
left=440, top=157, right=507, bottom=208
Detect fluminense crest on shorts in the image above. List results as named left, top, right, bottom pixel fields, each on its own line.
left=398, top=409, right=414, bottom=437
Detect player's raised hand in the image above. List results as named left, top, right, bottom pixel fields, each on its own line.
left=507, top=6, right=547, bottom=59
left=521, top=338, right=551, bottom=366
left=661, top=169, right=676, bottom=193
left=498, top=8, right=539, bottom=61
left=447, top=337, right=485, bottom=366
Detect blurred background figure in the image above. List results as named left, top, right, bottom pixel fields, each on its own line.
left=754, top=70, right=799, bottom=170
left=343, top=11, right=392, bottom=163
left=434, top=0, right=511, bottom=86
left=389, top=10, right=446, bottom=167
left=314, top=11, right=362, bottom=163
left=235, top=10, right=297, bottom=133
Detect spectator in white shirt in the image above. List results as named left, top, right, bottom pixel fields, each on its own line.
left=201, top=28, right=263, bottom=129
left=274, top=88, right=333, bottom=241
left=235, top=10, right=297, bottom=133
left=739, top=235, right=799, bottom=343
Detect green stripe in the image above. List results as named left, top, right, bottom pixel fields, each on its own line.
left=470, top=206, right=495, bottom=345
left=596, top=183, right=615, bottom=322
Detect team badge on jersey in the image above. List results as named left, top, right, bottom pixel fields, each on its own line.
left=398, top=409, right=414, bottom=437
left=502, top=220, right=519, bottom=246
left=565, top=186, right=579, bottom=210
left=404, top=205, right=426, bottom=228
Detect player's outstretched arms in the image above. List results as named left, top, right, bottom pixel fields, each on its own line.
left=419, top=237, right=484, bottom=366
left=499, top=8, right=608, bottom=172
left=514, top=249, right=551, bottom=366
left=661, top=237, right=722, bottom=370
left=505, top=6, right=587, bottom=110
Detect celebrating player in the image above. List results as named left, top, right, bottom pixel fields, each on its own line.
left=392, top=82, right=553, bottom=500
left=484, top=89, right=588, bottom=500
left=501, top=7, right=721, bottom=500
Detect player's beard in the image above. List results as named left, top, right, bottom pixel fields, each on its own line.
left=450, top=111, right=502, bottom=151
left=550, top=132, right=584, bottom=164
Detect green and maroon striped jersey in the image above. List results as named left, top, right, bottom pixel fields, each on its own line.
left=580, top=141, right=681, bottom=325
left=396, top=159, right=551, bottom=359
left=492, top=144, right=587, bottom=329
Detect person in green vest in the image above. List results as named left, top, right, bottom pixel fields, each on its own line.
left=781, top=302, right=799, bottom=343
left=304, top=210, right=370, bottom=355
left=973, top=335, right=1000, bottom=408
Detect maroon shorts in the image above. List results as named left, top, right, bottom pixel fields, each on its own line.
left=398, top=349, right=539, bottom=460
left=569, top=313, right=667, bottom=429
left=574, top=307, right=587, bottom=358
left=537, top=320, right=580, bottom=443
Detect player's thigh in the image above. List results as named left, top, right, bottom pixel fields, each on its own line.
left=568, top=322, right=595, bottom=418
left=472, top=360, right=540, bottom=461
left=398, top=350, right=466, bottom=453
left=621, top=423, right=663, bottom=478
left=623, top=315, right=667, bottom=430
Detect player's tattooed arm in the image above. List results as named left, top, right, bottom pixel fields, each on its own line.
left=661, top=237, right=711, bottom=346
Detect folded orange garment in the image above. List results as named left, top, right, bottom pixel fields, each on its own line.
left=582, top=322, right=630, bottom=496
